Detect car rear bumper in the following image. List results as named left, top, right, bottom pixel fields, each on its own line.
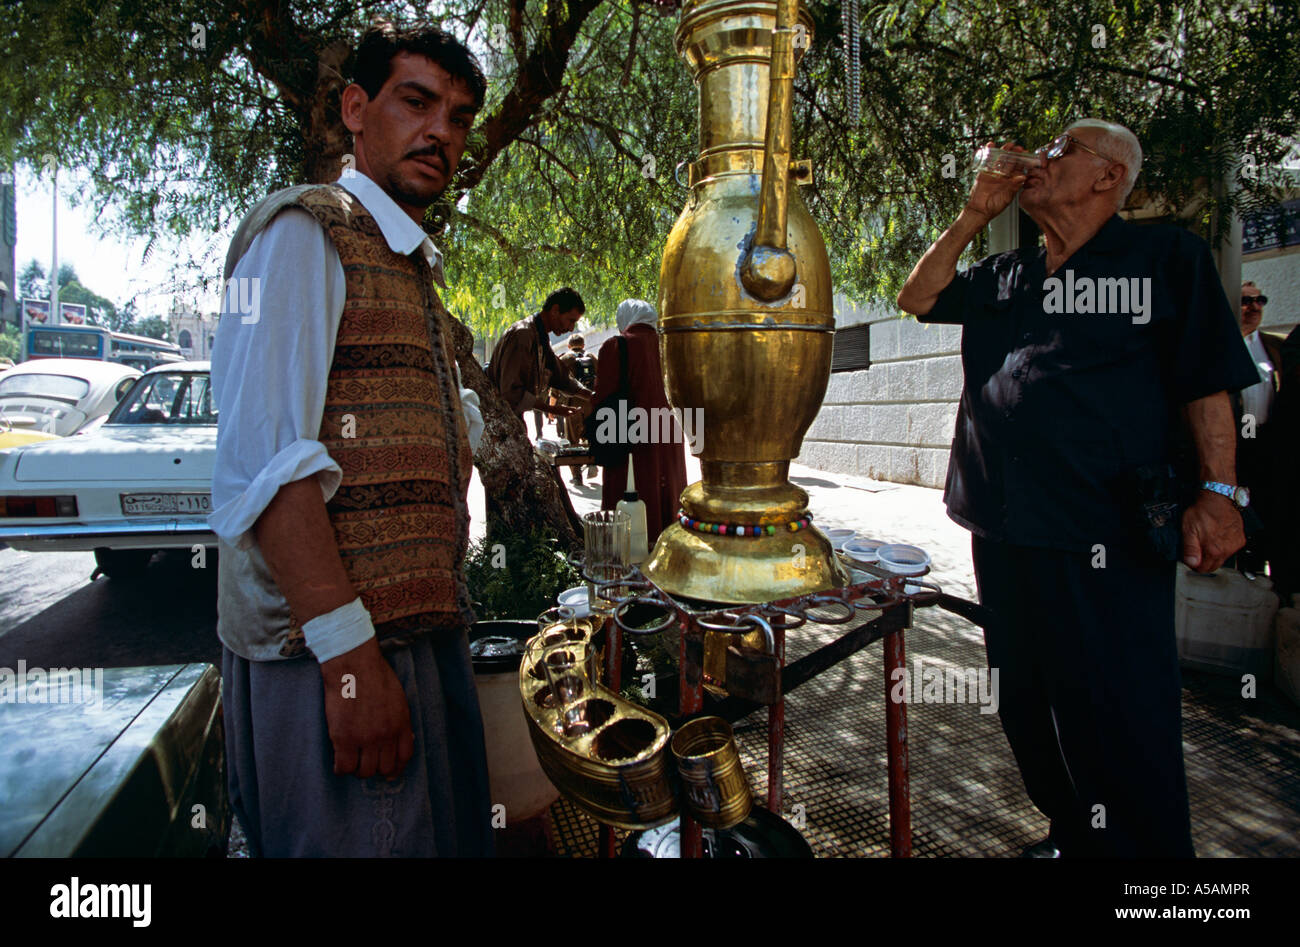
left=0, top=519, right=215, bottom=551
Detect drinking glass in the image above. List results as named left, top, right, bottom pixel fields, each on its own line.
left=973, top=145, right=1043, bottom=178
left=582, top=510, right=632, bottom=611
left=537, top=605, right=584, bottom=642
left=541, top=642, right=595, bottom=738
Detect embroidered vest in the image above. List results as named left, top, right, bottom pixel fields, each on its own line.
left=287, top=186, right=475, bottom=646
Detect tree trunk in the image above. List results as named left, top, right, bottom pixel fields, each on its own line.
left=304, top=39, right=352, bottom=184
left=443, top=313, right=582, bottom=550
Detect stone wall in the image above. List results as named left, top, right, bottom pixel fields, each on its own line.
left=797, top=296, right=961, bottom=489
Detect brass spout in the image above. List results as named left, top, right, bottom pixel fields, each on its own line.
left=741, top=0, right=800, bottom=302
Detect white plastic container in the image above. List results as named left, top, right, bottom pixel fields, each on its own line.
left=1275, top=607, right=1300, bottom=707
left=558, top=586, right=591, bottom=618
left=843, top=537, right=883, bottom=565
left=825, top=528, right=856, bottom=551
left=876, top=543, right=931, bottom=576
left=1175, top=565, right=1279, bottom=677
left=616, top=467, right=649, bottom=564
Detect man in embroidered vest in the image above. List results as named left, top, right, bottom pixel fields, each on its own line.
left=210, top=21, right=492, bottom=857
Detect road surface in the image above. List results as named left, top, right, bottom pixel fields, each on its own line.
left=0, top=546, right=220, bottom=671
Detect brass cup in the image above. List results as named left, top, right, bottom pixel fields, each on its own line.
left=671, top=716, right=753, bottom=829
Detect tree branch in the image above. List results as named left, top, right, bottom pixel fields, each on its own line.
left=456, top=0, right=606, bottom=192
left=621, top=2, right=641, bottom=87
left=518, top=135, right=582, bottom=181
left=1024, top=62, right=1203, bottom=98
left=508, top=0, right=528, bottom=71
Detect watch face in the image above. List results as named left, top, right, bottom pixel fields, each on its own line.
left=1235, top=486, right=1251, bottom=507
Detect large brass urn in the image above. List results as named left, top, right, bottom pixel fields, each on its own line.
left=645, top=0, right=847, bottom=603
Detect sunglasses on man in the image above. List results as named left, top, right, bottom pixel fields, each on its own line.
left=1036, top=133, right=1117, bottom=164
left=1242, top=295, right=1268, bottom=306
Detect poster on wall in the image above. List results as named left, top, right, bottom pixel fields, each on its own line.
left=21, top=298, right=50, bottom=328
left=60, top=302, right=87, bottom=325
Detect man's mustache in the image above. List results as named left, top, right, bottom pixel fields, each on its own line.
left=405, top=146, right=448, bottom=171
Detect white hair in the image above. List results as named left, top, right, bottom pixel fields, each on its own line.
left=1067, top=118, right=1143, bottom=207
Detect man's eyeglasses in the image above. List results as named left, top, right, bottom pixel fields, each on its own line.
left=1242, top=295, right=1268, bottom=306
left=1037, top=133, right=1116, bottom=164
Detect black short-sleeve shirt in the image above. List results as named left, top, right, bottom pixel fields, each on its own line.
left=918, top=214, right=1259, bottom=552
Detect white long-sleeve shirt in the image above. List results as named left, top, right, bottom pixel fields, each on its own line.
left=1240, top=330, right=1276, bottom=426
left=209, top=171, right=482, bottom=551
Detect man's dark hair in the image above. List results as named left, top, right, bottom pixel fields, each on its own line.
left=544, top=288, right=585, bottom=314
left=353, top=20, right=487, bottom=110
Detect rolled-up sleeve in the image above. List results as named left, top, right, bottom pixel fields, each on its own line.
left=1169, top=234, right=1261, bottom=403
left=915, top=262, right=989, bottom=325
left=209, top=208, right=347, bottom=549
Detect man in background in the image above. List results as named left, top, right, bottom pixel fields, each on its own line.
left=558, top=333, right=597, bottom=485
left=1232, top=281, right=1285, bottom=574
left=486, top=287, right=594, bottom=434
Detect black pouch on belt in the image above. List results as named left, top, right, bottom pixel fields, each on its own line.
left=1130, top=463, right=1189, bottom=562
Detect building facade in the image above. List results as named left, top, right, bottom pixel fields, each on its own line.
left=167, top=301, right=218, bottom=360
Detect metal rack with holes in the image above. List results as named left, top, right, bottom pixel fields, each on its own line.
left=572, top=554, right=991, bottom=858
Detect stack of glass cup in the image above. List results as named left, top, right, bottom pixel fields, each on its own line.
left=582, top=510, right=632, bottom=616
left=540, top=640, right=595, bottom=739
left=532, top=511, right=632, bottom=742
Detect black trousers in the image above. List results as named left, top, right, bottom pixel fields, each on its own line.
left=972, top=535, right=1195, bottom=857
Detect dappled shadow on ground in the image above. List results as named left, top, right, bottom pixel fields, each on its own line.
left=548, top=602, right=1300, bottom=857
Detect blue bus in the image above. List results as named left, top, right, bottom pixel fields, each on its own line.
left=24, top=325, right=183, bottom=370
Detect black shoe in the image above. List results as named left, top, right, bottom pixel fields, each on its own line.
left=1019, top=837, right=1061, bottom=858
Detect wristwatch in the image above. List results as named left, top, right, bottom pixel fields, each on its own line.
left=1201, top=481, right=1250, bottom=510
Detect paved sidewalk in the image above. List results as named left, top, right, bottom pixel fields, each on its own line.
left=534, top=450, right=1300, bottom=858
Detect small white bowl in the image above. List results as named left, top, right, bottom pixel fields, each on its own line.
left=825, top=527, right=857, bottom=551
left=877, top=544, right=930, bottom=576
left=557, top=586, right=591, bottom=617
left=842, top=537, right=883, bottom=564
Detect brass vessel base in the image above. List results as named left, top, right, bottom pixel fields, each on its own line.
left=645, top=522, right=848, bottom=605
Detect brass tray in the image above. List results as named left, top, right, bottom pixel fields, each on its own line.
left=519, top=631, right=678, bottom=830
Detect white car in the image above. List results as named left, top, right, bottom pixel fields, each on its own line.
left=0, top=358, right=141, bottom=437
left=0, top=361, right=216, bottom=578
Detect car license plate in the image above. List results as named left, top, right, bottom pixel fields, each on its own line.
left=120, top=493, right=212, bottom=515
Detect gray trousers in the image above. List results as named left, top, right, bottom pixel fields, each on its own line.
left=222, top=631, right=495, bottom=857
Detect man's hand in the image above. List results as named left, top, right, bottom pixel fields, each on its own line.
left=897, top=141, right=1030, bottom=316
left=1181, top=492, right=1245, bottom=573
left=1180, top=391, right=1243, bottom=573
left=319, top=638, right=414, bottom=780
left=964, top=141, right=1031, bottom=223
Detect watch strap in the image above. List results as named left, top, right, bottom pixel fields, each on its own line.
left=1201, top=481, right=1248, bottom=509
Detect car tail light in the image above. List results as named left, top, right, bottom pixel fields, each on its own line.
left=0, top=495, right=79, bottom=517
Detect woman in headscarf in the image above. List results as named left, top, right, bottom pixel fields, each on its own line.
left=591, top=298, right=688, bottom=542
